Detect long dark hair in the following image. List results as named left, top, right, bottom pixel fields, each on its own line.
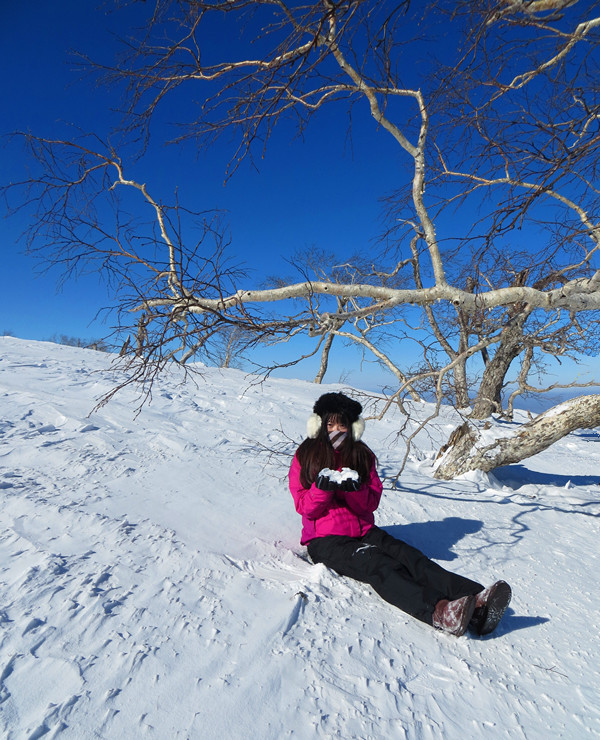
left=296, top=412, right=377, bottom=488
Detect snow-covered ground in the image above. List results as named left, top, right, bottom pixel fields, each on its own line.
left=0, top=336, right=599, bottom=739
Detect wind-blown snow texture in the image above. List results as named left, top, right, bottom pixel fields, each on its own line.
left=0, top=337, right=599, bottom=739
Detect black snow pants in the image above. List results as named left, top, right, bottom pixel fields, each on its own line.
left=307, top=526, right=483, bottom=625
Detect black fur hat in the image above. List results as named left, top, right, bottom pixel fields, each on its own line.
left=307, top=392, right=365, bottom=440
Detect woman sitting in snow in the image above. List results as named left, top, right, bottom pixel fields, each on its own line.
left=288, top=392, right=511, bottom=637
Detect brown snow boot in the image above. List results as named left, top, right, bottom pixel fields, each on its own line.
left=432, top=594, right=476, bottom=637
left=470, top=581, right=512, bottom=636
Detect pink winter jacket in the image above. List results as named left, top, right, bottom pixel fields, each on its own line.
left=288, top=452, right=384, bottom=545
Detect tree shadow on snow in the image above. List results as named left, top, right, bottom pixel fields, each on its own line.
left=492, top=464, right=600, bottom=490
left=383, top=517, right=483, bottom=562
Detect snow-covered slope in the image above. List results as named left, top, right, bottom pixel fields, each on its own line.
left=1, top=337, right=599, bottom=739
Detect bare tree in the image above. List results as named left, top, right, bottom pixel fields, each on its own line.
left=5, top=0, right=600, bottom=474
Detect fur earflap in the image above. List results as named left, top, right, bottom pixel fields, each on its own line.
left=307, top=413, right=322, bottom=439
left=352, top=416, right=365, bottom=441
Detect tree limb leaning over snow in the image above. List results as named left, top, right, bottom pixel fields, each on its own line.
left=139, top=273, right=600, bottom=315
left=434, top=394, right=600, bottom=479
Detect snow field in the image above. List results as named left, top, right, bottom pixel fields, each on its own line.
left=0, top=337, right=599, bottom=738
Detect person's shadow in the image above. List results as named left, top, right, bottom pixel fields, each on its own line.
left=382, top=517, right=483, bottom=561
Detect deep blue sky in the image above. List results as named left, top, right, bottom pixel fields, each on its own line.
left=1, top=0, right=410, bottom=388
left=1, top=1, right=598, bottom=395
left=2, top=2, right=125, bottom=340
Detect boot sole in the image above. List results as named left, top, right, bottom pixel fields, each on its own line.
left=477, top=581, right=512, bottom=636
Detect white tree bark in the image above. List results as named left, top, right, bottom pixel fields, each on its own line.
left=434, top=394, right=600, bottom=479
left=138, top=272, right=600, bottom=317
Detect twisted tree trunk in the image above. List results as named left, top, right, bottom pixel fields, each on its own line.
left=314, top=332, right=335, bottom=384
left=435, top=394, right=600, bottom=479
left=470, top=312, right=529, bottom=419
